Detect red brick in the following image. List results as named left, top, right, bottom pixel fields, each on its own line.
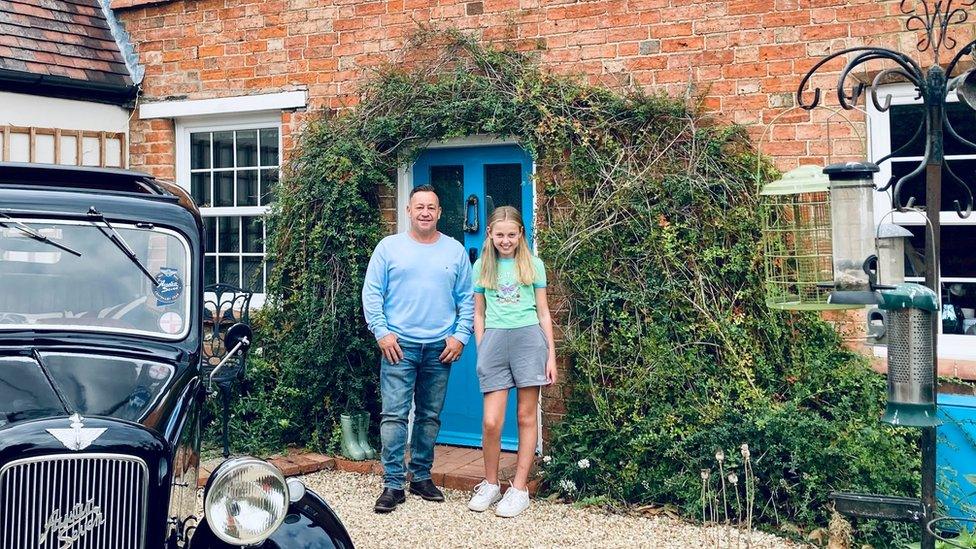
left=333, top=458, right=376, bottom=474
left=761, top=10, right=809, bottom=28
left=305, top=454, right=336, bottom=472
left=728, top=0, right=768, bottom=15
left=288, top=454, right=320, bottom=474
left=441, top=473, right=481, bottom=492
left=800, top=23, right=849, bottom=41
left=759, top=44, right=805, bottom=61
left=269, top=457, right=303, bottom=477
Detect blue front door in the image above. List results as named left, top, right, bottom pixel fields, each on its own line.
left=411, top=144, right=534, bottom=450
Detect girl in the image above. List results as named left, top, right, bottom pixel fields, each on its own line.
left=467, top=206, right=557, bottom=518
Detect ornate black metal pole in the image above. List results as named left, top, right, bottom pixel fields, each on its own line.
left=797, top=2, right=976, bottom=547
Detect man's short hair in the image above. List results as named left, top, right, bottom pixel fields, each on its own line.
left=410, top=184, right=438, bottom=199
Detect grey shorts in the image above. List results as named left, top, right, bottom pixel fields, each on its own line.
left=476, top=324, right=549, bottom=393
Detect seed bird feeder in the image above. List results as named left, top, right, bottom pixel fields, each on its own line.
left=760, top=165, right=854, bottom=311
left=879, top=284, right=941, bottom=427
left=823, top=161, right=883, bottom=305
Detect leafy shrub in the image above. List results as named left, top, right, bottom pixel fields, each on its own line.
left=534, top=104, right=919, bottom=545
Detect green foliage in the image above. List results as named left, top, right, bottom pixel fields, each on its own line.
left=202, top=310, right=289, bottom=455
left=905, top=527, right=976, bottom=549
left=532, top=80, right=919, bottom=545
left=223, top=28, right=919, bottom=543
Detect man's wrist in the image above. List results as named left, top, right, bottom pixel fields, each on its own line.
left=451, top=332, right=470, bottom=345
left=373, top=327, right=391, bottom=341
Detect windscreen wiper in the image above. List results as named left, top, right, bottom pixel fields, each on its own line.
left=87, top=207, right=158, bottom=286
left=0, top=212, right=82, bottom=256
left=30, top=349, right=72, bottom=415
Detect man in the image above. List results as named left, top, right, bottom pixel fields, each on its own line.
left=362, top=184, right=474, bottom=513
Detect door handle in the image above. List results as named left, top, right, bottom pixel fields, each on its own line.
left=469, top=247, right=478, bottom=264
left=463, top=194, right=479, bottom=234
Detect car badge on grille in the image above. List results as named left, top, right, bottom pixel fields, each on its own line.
left=37, top=497, right=105, bottom=549
left=45, top=413, right=106, bottom=451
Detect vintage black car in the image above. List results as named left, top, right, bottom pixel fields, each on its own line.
left=0, top=162, right=354, bottom=549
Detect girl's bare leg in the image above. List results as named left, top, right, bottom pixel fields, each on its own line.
left=482, top=390, right=509, bottom=485
left=512, top=386, right=540, bottom=490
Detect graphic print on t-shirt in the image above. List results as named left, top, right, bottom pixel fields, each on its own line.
left=496, top=280, right=521, bottom=304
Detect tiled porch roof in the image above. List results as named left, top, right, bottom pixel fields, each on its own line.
left=0, top=0, right=134, bottom=98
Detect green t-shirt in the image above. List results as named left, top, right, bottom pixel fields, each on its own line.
left=473, top=256, right=547, bottom=329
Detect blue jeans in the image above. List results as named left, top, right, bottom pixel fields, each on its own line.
left=379, top=339, right=452, bottom=489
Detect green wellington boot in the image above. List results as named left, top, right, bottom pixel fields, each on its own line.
left=340, top=413, right=366, bottom=461
left=357, top=411, right=376, bottom=460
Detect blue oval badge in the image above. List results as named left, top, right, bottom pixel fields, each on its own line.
left=153, top=267, right=184, bottom=306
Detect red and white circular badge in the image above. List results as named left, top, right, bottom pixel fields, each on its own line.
left=159, top=312, right=184, bottom=335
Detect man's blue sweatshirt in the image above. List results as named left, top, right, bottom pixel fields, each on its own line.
left=362, top=232, right=474, bottom=345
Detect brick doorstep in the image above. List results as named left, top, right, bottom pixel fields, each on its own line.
left=197, top=446, right=538, bottom=496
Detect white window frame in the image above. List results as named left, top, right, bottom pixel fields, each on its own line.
left=175, top=112, right=283, bottom=308
left=868, top=83, right=976, bottom=360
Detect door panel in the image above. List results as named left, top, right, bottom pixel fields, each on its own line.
left=428, top=165, right=465, bottom=244
left=485, top=163, right=522, bottom=214
left=411, top=144, right=533, bottom=450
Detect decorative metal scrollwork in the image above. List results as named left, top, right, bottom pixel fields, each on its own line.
left=901, top=0, right=976, bottom=57
left=796, top=0, right=976, bottom=218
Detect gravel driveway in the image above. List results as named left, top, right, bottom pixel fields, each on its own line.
left=300, top=469, right=805, bottom=548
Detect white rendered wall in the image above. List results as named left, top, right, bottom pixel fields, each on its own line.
left=0, top=92, right=131, bottom=133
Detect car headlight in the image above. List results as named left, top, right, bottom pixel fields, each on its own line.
left=204, top=456, right=289, bottom=546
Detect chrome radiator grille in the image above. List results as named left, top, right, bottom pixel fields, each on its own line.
left=0, top=454, right=148, bottom=549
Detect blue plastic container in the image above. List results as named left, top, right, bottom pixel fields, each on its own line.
left=938, top=394, right=976, bottom=522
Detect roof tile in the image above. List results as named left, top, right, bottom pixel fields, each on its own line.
left=0, top=0, right=133, bottom=87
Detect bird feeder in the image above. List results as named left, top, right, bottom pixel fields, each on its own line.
left=866, top=224, right=915, bottom=345
left=823, top=161, right=881, bottom=305
left=878, top=283, right=941, bottom=427
left=876, top=224, right=914, bottom=286
left=760, top=165, right=854, bottom=310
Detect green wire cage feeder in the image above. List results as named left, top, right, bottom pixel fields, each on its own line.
left=760, top=165, right=857, bottom=311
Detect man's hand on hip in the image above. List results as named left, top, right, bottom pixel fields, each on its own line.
left=439, top=336, right=464, bottom=363
left=378, top=333, right=404, bottom=364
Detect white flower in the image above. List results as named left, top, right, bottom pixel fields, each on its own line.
left=542, top=455, right=552, bottom=464
left=559, top=479, right=578, bottom=493
left=577, top=458, right=590, bottom=469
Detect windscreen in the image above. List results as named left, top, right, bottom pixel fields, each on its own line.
left=0, top=219, right=192, bottom=339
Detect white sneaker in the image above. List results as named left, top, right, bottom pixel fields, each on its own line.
left=468, top=480, right=502, bottom=512
left=494, top=484, right=530, bottom=517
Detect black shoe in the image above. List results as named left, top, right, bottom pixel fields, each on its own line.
left=373, top=488, right=406, bottom=513
left=409, top=479, right=445, bottom=502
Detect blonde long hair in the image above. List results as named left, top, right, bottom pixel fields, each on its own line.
left=478, top=206, right=535, bottom=289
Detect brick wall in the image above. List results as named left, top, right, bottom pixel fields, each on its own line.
left=115, top=0, right=952, bottom=173
left=114, top=0, right=976, bottom=445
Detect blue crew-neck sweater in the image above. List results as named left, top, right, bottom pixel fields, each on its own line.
left=362, top=232, right=474, bottom=345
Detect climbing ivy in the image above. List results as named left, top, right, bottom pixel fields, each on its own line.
left=222, top=29, right=918, bottom=544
